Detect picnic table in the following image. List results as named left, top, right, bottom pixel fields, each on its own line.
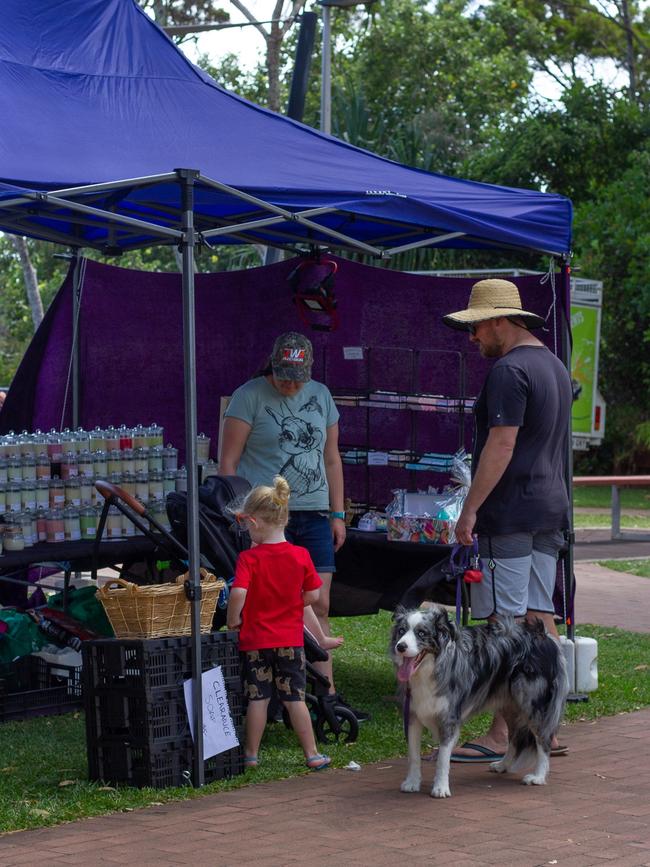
left=573, top=475, right=650, bottom=542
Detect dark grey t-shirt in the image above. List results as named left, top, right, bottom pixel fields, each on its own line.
left=473, top=345, right=572, bottom=535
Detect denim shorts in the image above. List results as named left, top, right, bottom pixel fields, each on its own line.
left=285, top=510, right=336, bottom=573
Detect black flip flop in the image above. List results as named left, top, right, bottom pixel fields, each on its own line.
left=450, top=741, right=505, bottom=763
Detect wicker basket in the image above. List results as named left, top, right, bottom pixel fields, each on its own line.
left=97, top=570, right=224, bottom=639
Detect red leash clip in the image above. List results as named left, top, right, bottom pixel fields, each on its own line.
left=463, top=552, right=483, bottom=583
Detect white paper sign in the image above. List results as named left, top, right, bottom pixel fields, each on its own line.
left=367, top=451, right=389, bottom=466
left=343, top=346, right=364, bottom=360
left=184, top=665, right=239, bottom=759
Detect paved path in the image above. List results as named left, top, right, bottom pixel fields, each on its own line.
left=2, top=559, right=650, bottom=866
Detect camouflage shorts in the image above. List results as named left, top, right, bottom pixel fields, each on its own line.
left=240, top=647, right=306, bottom=702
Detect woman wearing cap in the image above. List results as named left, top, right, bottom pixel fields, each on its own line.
left=220, top=332, right=365, bottom=718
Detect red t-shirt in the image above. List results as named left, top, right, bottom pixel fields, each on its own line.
left=232, top=542, right=322, bottom=652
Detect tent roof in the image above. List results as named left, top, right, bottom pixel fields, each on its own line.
left=0, top=0, right=572, bottom=256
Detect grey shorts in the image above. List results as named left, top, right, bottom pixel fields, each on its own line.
left=470, top=531, right=564, bottom=619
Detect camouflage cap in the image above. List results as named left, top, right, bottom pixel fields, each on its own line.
left=271, top=332, right=314, bottom=382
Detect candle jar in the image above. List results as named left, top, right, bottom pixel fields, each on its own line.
left=36, top=453, right=51, bottom=480
left=16, top=512, right=35, bottom=547
left=64, top=506, right=81, bottom=541
left=6, top=481, right=23, bottom=513
left=89, top=427, right=107, bottom=453
left=133, top=447, right=149, bottom=474
left=119, top=424, right=133, bottom=450
left=121, top=472, right=136, bottom=497
left=163, top=470, right=176, bottom=496
left=135, top=471, right=149, bottom=502
left=3, top=524, right=25, bottom=551
left=49, top=477, right=65, bottom=509
left=7, top=457, right=23, bottom=482
left=162, top=445, right=178, bottom=472
left=0, top=457, right=7, bottom=484
left=93, top=450, right=108, bottom=478
left=36, top=508, right=48, bottom=542
left=202, top=459, right=219, bottom=481
left=47, top=433, right=64, bottom=464
left=19, top=433, right=37, bottom=458
left=46, top=508, right=65, bottom=543
left=196, top=433, right=211, bottom=464
left=108, top=449, right=123, bottom=474
left=21, top=479, right=36, bottom=511
left=148, top=446, right=163, bottom=473
left=65, top=477, right=81, bottom=507
left=60, top=452, right=79, bottom=480
left=132, top=425, right=148, bottom=449
left=106, top=504, right=122, bottom=540
left=108, top=472, right=123, bottom=490
left=150, top=498, right=171, bottom=532
left=36, top=478, right=50, bottom=508
left=80, top=476, right=94, bottom=505
left=148, top=469, right=164, bottom=501
left=78, top=450, right=94, bottom=478
left=21, top=454, right=37, bottom=481
left=0, top=482, right=6, bottom=515
left=79, top=506, right=97, bottom=539
left=147, top=423, right=164, bottom=448
left=105, top=426, right=120, bottom=452
left=120, top=449, right=134, bottom=474
left=175, top=466, right=187, bottom=493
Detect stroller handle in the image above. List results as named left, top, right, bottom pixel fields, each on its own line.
left=95, top=479, right=146, bottom=516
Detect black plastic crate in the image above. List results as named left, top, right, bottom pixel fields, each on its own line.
left=0, top=655, right=83, bottom=723
left=82, top=631, right=240, bottom=693
left=85, top=682, right=244, bottom=746
left=87, top=737, right=244, bottom=788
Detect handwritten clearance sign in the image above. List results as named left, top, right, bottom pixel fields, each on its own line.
left=184, top=666, right=239, bottom=759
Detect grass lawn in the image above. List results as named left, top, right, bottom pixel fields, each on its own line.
left=573, top=485, right=650, bottom=510
left=573, top=513, right=650, bottom=529
left=598, top=559, right=650, bottom=578
left=1, top=614, right=650, bottom=834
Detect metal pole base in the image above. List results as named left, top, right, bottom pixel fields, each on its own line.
left=567, top=692, right=590, bottom=703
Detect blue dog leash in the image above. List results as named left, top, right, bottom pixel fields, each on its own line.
left=448, top=538, right=482, bottom=624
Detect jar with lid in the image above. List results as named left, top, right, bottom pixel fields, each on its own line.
left=105, top=426, right=120, bottom=452
left=120, top=448, right=134, bottom=474
left=93, top=449, right=108, bottom=477
left=78, top=450, right=94, bottom=478
left=148, top=469, right=164, bottom=501
left=0, top=457, right=7, bottom=484
left=121, top=472, right=136, bottom=497
left=108, top=449, right=122, bottom=474
left=79, top=506, right=97, bottom=539
left=61, top=452, right=79, bottom=480
left=162, top=445, right=178, bottom=472
left=21, top=479, right=36, bottom=511
left=16, top=511, right=35, bottom=547
left=80, top=476, right=94, bottom=505
left=65, top=476, right=81, bottom=507
left=202, top=459, right=219, bottom=481
left=135, top=471, right=149, bottom=502
left=106, top=504, right=122, bottom=540
left=46, top=508, right=65, bottom=543
left=63, top=506, right=81, bottom=541
left=133, top=447, right=149, bottom=474
left=0, top=482, right=6, bottom=515
left=19, top=432, right=37, bottom=458
left=36, top=478, right=50, bottom=508
left=132, top=425, right=148, bottom=450
left=108, top=472, right=123, bottom=490
left=88, top=427, right=107, bottom=453
left=147, top=423, right=164, bottom=448
left=47, top=432, right=64, bottom=464
left=148, top=446, right=164, bottom=473
left=49, top=477, right=65, bottom=509
left=36, top=453, right=51, bottom=480
left=7, top=457, right=23, bottom=482
left=150, top=498, right=171, bottom=532
left=119, top=424, right=133, bottom=450
left=60, top=429, right=76, bottom=456
left=196, top=433, right=211, bottom=464
left=6, top=481, right=23, bottom=512
left=21, top=454, right=37, bottom=481
left=176, top=465, right=187, bottom=493
left=36, top=508, right=48, bottom=542
left=3, top=524, right=25, bottom=551
left=163, top=470, right=176, bottom=496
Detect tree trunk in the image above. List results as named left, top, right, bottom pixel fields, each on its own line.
left=11, top=236, right=44, bottom=330
left=619, top=0, right=638, bottom=102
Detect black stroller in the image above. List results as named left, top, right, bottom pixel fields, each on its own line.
left=94, top=475, right=359, bottom=745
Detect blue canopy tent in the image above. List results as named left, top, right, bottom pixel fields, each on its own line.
left=0, top=0, right=574, bottom=785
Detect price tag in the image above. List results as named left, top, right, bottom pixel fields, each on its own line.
left=343, top=346, right=364, bottom=360
left=367, top=451, right=389, bottom=466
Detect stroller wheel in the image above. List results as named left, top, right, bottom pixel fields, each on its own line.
left=315, top=704, right=359, bottom=745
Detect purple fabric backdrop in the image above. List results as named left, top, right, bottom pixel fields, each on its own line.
left=0, top=257, right=567, bottom=508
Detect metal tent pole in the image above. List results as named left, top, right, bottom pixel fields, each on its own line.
left=178, top=168, right=204, bottom=786
left=71, top=250, right=83, bottom=429
left=560, top=260, right=576, bottom=643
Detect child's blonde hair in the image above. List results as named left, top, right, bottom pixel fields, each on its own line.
left=239, top=475, right=290, bottom=527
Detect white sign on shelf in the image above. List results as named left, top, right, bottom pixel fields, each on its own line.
left=184, top=665, right=239, bottom=760
left=343, top=346, right=364, bottom=360
left=367, top=451, right=389, bottom=466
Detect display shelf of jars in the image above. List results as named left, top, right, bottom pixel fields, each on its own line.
left=0, top=425, right=218, bottom=554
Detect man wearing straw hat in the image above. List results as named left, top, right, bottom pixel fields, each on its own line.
left=443, top=278, right=572, bottom=762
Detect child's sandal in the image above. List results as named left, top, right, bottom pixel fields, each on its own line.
left=306, top=753, right=330, bottom=771
left=244, top=755, right=259, bottom=768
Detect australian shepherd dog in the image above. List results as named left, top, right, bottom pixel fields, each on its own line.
left=391, top=605, right=568, bottom=798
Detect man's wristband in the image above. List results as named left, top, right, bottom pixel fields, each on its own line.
left=330, top=511, right=345, bottom=520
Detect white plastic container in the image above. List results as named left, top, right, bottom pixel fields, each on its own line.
left=575, top=636, right=598, bottom=692
left=559, top=636, right=576, bottom=693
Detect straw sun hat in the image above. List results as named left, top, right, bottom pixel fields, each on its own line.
left=442, top=278, right=545, bottom=331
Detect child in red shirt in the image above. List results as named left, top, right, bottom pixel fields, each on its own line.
left=227, top=475, right=332, bottom=771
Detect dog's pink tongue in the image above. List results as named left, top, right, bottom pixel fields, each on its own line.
left=397, top=657, right=418, bottom=683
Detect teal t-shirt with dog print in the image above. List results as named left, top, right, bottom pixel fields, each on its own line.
left=224, top=377, right=339, bottom=511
